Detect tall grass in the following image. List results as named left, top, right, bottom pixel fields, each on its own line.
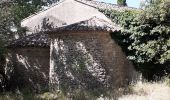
left=119, top=77, right=170, bottom=100
left=0, top=77, right=170, bottom=100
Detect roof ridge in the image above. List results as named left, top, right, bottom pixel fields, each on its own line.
left=74, top=0, right=97, bottom=9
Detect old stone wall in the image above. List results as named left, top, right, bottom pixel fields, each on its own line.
left=5, top=31, right=138, bottom=94
left=6, top=48, right=50, bottom=92
left=49, top=31, right=137, bottom=93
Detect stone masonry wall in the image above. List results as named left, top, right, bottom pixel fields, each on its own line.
left=6, top=48, right=50, bottom=92
left=49, top=31, right=137, bottom=93
left=5, top=31, right=137, bottom=93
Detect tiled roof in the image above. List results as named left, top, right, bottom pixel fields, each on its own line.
left=8, top=17, right=120, bottom=48
left=8, top=0, right=128, bottom=48
left=7, top=33, right=50, bottom=48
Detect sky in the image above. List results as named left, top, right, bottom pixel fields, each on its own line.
left=97, top=0, right=144, bottom=8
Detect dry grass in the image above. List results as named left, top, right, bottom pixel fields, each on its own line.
left=35, top=91, right=68, bottom=100
left=0, top=78, right=170, bottom=100
left=118, top=78, right=170, bottom=100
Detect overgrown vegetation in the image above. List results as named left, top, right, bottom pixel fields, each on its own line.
left=0, top=0, right=169, bottom=98
left=100, top=0, right=170, bottom=80
left=119, top=77, right=170, bottom=100
left=1, top=77, right=170, bottom=100
left=0, top=0, right=59, bottom=41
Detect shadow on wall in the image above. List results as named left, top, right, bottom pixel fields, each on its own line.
left=4, top=31, right=138, bottom=98
left=6, top=48, right=50, bottom=93
left=49, top=34, right=136, bottom=97
left=33, top=16, right=67, bottom=33
left=50, top=39, right=110, bottom=96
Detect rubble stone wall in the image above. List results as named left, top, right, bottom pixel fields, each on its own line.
left=5, top=31, right=138, bottom=93
left=49, top=31, right=137, bottom=92
left=6, top=48, right=50, bottom=92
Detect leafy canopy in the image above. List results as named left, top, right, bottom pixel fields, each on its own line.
left=0, top=0, right=58, bottom=41
left=100, top=0, right=170, bottom=65
left=128, top=0, right=170, bottom=64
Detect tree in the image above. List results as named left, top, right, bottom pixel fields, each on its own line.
left=0, top=0, right=58, bottom=41
left=0, top=1, right=15, bottom=41
left=128, top=0, right=170, bottom=64
left=100, top=0, right=170, bottom=79
left=117, top=0, right=127, bottom=6
left=122, top=0, right=170, bottom=79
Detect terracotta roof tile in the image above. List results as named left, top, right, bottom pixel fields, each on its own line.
left=7, top=33, right=50, bottom=48
left=8, top=16, right=120, bottom=48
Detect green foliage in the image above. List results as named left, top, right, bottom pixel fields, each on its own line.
left=11, top=0, right=49, bottom=38
left=0, top=2, right=15, bottom=41
left=128, top=0, right=170, bottom=64
left=117, top=0, right=127, bottom=6
left=13, top=0, right=46, bottom=24
left=100, top=0, right=170, bottom=79
left=139, top=0, right=170, bottom=25
left=99, top=9, right=139, bottom=57
left=99, top=9, right=139, bottom=28
left=100, top=0, right=170, bottom=65
left=0, top=0, right=57, bottom=41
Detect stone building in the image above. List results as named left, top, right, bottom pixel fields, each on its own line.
left=6, top=0, right=137, bottom=93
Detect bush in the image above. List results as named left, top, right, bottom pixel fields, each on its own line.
left=100, top=0, right=170, bottom=79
